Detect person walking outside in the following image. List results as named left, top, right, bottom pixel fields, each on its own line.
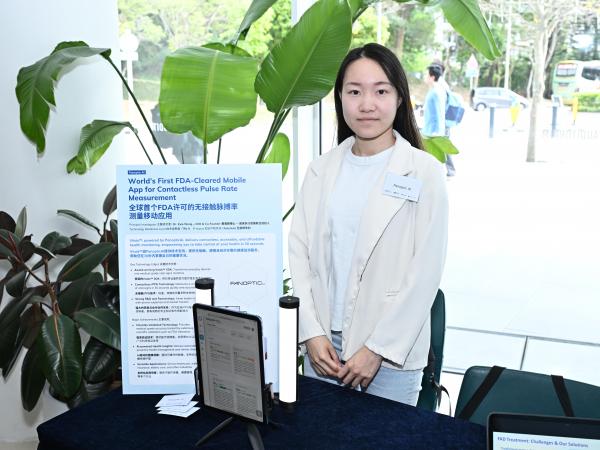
left=424, top=63, right=456, bottom=176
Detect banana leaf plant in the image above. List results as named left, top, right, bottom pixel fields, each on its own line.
left=159, top=0, right=499, bottom=166
left=15, top=41, right=166, bottom=174
left=0, top=187, right=120, bottom=410
left=15, top=0, right=497, bottom=173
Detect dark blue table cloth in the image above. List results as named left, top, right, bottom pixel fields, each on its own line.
left=38, top=375, right=486, bottom=449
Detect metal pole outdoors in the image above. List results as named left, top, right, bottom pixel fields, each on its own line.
left=551, top=105, right=558, bottom=138
left=489, top=105, right=496, bottom=138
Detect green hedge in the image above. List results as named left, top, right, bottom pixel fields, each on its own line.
left=574, top=92, right=600, bottom=112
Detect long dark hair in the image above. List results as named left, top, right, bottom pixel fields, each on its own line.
left=334, top=43, right=424, bottom=150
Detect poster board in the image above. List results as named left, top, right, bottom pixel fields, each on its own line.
left=117, top=164, right=282, bottom=394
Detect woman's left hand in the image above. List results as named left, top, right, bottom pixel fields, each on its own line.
left=337, top=346, right=383, bottom=388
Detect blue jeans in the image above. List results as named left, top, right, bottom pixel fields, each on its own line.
left=303, top=333, right=423, bottom=406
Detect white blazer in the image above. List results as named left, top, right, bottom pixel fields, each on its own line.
left=289, top=131, right=448, bottom=370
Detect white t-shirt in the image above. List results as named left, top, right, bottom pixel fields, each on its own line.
left=328, top=145, right=393, bottom=331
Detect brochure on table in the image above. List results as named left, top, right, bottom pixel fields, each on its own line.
left=117, top=164, right=282, bottom=394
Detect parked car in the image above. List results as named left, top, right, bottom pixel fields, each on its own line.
left=471, top=87, right=529, bottom=111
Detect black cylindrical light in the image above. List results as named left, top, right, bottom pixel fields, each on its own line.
left=195, top=278, right=214, bottom=305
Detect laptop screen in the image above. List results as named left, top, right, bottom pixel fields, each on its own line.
left=193, top=304, right=265, bottom=423
left=489, top=413, right=600, bottom=450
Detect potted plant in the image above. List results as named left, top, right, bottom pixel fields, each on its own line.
left=0, top=188, right=120, bottom=410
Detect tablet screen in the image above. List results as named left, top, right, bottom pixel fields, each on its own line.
left=193, top=304, right=265, bottom=423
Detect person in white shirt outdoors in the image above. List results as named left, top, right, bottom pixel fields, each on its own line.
left=424, top=62, right=456, bottom=176
left=288, top=43, right=449, bottom=405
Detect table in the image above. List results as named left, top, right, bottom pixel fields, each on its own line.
left=38, top=376, right=486, bottom=449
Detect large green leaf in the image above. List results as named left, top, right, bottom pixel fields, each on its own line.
left=0, top=229, right=20, bottom=258
left=0, top=211, right=16, bottom=232
left=0, top=296, right=29, bottom=371
left=74, top=307, right=120, bottom=351
left=15, top=207, right=27, bottom=239
left=38, top=315, right=82, bottom=398
left=40, top=231, right=72, bottom=255
left=422, top=136, right=460, bottom=163
left=235, top=0, right=278, bottom=41
left=2, top=323, right=26, bottom=378
left=20, top=303, right=47, bottom=349
left=262, top=133, right=290, bottom=179
left=103, top=186, right=117, bottom=216
left=0, top=269, right=18, bottom=303
left=5, top=270, right=27, bottom=297
left=82, top=337, right=118, bottom=383
left=56, top=236, right=94, bottom=256
left=21, top=344, right=46, bottom=412
left=0, top=244, right=13, bottom=259
left=107, top=251, right=119, bottom=280
left=16, top=41, right=110, bottom=153
left=92, top=280, right=119, bottom=314
left=440, top=0, right=500, bottom=60
left=159, top=46, right=258, bottom=144
left=67, top=378, right=112, bottom=409
left=58, top=272, right=103, bottom=316
left=255, top=0, right=352, bottom=114
left=57, top=209, right=100, bottom=234
left=18, top=237, right=35, bottom=263
left=57, top=242, right=114, bottom=282
left=109, top=220, right=118, bottom=246
left=67, top=121, right=134, bottom=175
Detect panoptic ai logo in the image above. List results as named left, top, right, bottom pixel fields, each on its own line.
left=228, top=265, right=267, bottom=304
left=127, top=169, right=146, bottom=175
left=229, top=280, right=265, bottom=286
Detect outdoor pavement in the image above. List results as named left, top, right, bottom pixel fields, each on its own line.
left=441, top=103, right=600, bottom=386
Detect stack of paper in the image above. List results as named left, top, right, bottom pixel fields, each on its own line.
left=156, top=394, right=200, bottom=418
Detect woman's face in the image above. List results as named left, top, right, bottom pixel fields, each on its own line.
left=340, top=57, right=400, bottom=142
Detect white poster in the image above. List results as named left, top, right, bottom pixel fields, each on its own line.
left=117, top=165, right=282, bottom=394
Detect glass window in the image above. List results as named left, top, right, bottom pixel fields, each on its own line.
left=581, top=67, right=600, bottom=81
left=556, top=64, right=577, bottom=77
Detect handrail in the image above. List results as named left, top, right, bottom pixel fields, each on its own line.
left=442, top=325, right=600, bottom=374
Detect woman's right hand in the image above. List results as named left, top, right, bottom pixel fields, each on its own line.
left=305, top=335, right=342, bottom=377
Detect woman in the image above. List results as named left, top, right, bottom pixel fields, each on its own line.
left=288, top=43, right=448, bottom=405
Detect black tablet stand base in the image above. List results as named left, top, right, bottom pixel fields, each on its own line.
left=195, top=383, right=275, bottom=448
left=195, top=417, right=265, bottom=450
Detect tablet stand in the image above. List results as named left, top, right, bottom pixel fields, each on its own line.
left=195, top=415, right=267, bottom=449
left=195, top=382, right=274, bottom=449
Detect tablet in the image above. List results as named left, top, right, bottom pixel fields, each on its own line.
left=488, top=413, right=600, bottom=450
left=192, top=304, right=266, bottom=424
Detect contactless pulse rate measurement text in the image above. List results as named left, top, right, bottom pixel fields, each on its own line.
left=129, top=176, right=247, bottom=196
left=126, top=174, right=247, bottom=220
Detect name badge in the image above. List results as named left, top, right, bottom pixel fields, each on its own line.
left=382, top=172, right=422, bottom=202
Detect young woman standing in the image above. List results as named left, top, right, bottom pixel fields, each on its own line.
left=288, top=43, right=448, bottom=405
